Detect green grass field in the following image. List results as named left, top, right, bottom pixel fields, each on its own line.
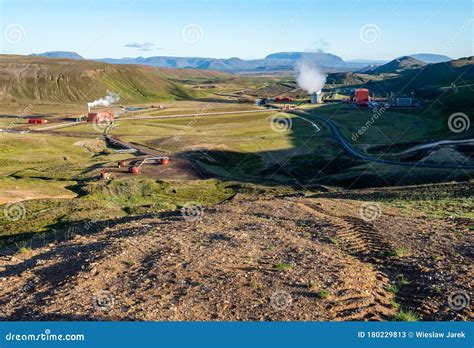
left=1, top=93, right=473, bottom=240
left=304, top=103, right=471, bottom=152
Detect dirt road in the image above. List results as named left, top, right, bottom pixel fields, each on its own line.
left=289, top=109, right=474, bottom=170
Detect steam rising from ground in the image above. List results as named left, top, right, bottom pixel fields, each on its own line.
left=295, top=61, right=326, bottom=94
left=88, top=91, right=120, bottom=110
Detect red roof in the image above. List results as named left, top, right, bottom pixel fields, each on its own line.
left=87, top=112, right=114, bottom=123
left=28, top=118, right=47, bottom=124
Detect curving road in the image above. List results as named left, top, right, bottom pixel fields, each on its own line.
left=288, top=109, right=474, bottom=170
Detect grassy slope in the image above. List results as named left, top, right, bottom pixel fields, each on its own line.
left=0, top=130, right=235, bottom=238
left=1, top=106, right=472, bottom=239
left=0, top=133, right=113, bottom=179
left=102, top=104, right=472, bottom=188
left=98, top=110, right=349, bottom=184
left=1, top=56, right=472, bottom=239
left=0, top=55, right=213, bottom=105
left=0, top=177, right=234, bottom=238
left=363, top=56, right=474, bottom=95
left=299, top=101, right=473, bottom=187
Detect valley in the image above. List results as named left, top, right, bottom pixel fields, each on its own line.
left=0, top=53, right=472, bottom=322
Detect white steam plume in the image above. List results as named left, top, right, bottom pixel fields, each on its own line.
left=88, top=90, right=120, bottom=111
left=295, top=61, right=326, bottom=94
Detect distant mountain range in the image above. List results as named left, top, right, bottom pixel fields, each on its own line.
left=408, top=53, right=452, bottom=64
left=93, top=52, right=365, bottom=74
left=2, top=54, right=473, bottom=106
left=347, top=58, right=388, bottom=65
left=29, top=51, right=453, bottom=74
left=30, top=51, right=85, bottom=60
left=347, top=54, right=451, bottom=66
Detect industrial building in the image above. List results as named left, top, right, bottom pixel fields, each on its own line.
left=255, top=98, right=268, bottom=106
left=353, top=88, right=370, bottom=107
left=87, top=111, right=114, bottom=123
left=310, top=91, right=323, bottom=104
left=395, top=97, right=413, bottom=107
left=392, top=95, right=420, bottom=107
left=28, top=118, right=47, bottom=124
left=274, top=96, right=294, bottom=102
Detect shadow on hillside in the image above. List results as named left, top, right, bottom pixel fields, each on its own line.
left=0, top=213, right=173, bottom=320
left=310, top=182, right=474, bottom=201
left=0, top=208, right=189, bottom=255
left=176, top=105, right=473, bottom=189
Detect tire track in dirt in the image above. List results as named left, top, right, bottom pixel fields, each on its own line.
left=331, top=215, right=391, bottom=259
left=296, top=199, right=470, bottom=320
left=2, top=195, right=468, bottom=320
left=296, top=201, right=396, bottom=321
left=297, top=201, right=392, bottom=259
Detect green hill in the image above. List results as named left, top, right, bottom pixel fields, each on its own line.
left=0, top=55, right=214, bottom=104
left=371, top=56, right=427, bottom=74
left=326, top=72, right=382, bottom=86
left=401, top=56, right=474, bottom=89
left=359, top=57, right=474, bottom=97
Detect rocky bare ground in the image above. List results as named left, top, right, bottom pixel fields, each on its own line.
left=0, top=193, right=472, bottom=321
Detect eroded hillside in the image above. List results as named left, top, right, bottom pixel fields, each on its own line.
left=0, top=55, right=204, bottom=104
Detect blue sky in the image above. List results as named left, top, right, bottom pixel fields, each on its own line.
left=0, top=0, right=472, bottom=60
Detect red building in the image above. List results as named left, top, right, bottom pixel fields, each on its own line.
left=87, top=112, right=114, bottom=123
left=274, top=96, right=294, bottom=102
left=28, top=118, right=47, bottom=124
left=354, top=89, right=369, bottom=107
